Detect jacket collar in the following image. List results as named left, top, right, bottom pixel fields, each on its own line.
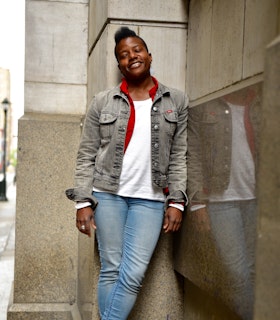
left=112, top=77, right=171, bottom=100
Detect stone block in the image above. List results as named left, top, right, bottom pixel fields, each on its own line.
left=25, top=0, right=88, bottom=84
left=186, top=0, right=212, bottom=99
left=108, top=0, right=187, bottom=23
left=243, top=0, right=280, bottom=78
left=140, top=26, right=187, bottom=91
left=25, top=82, right=87, bottom=115
left=88, top=0, right=108, bottom=51
left=88, top=24, right=124, bottom=101
left=89, top=0, right=188, bottom=51
left=209, top=0, right=244, bottom=92
left=8, top=301, right=80, bottom=320
left=8, top=114, right=82, bottom=318
left=187, top=0, right=244, bottom=99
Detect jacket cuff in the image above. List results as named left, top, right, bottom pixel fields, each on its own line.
left=165, top=189, right=188, bottom=210
left=65, top=187, right=98, bottom=210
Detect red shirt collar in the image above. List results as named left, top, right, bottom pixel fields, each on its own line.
left=120, top=76, right=158, bottom=101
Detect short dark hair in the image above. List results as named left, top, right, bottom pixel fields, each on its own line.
left=114, top=27, right=149, bottom=60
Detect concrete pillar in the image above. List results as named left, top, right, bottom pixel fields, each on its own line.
left=253, top=35, right=280, bottom=320
left=8, top=0, right=89, bottom=319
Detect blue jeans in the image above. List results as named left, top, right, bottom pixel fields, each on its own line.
left=93, top=192, right=164, bottom=320
left=208, top=200, right=257, bottom=319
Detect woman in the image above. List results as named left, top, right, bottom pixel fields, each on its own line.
left=66, top=26, right=188, bottom=320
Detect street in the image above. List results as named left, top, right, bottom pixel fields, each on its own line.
left=0, top=173, right=16, bottom=319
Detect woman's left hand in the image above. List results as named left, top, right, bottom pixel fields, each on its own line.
left=163, top=207, right=182, bottom=233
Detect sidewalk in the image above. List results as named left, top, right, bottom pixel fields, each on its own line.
left=0, top=175, right=16, bottom=320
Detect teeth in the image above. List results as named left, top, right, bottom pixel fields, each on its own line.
left=130, top=62, right=141, bottom=68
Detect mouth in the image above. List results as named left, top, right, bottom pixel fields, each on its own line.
left=129, top=61, right=142, bottom=69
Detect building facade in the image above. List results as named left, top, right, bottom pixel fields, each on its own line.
left=7, top=0, right=280, bottom=319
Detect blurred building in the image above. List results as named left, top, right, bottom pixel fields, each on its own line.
left=0, top=68, right=10, bottom=100
left=0, top=67, right=12, bottom=176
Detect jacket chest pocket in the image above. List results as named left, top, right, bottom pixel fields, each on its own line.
left=200, top=110, right=219, bottom=124
left=163, top=111, right=178, bottom=137
left=99, top=112, right=118, bottom=140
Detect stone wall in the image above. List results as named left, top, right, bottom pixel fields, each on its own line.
left=253, top=35, right=280, bottom=320
left=186, top=0, right=279, bottom=101
left=174, top=0, right=280, bottom=319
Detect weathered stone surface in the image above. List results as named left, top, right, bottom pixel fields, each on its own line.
left=8, top=114, right=81, bottom=318
left=243, top=0, right=280, bottom=78
left=25, top=82, right=87, bottom=115
left=89, top=0, right=188, bottom=50
left=25, top=0, right=88, bottom=85
left=187, top=0, right=279, bottom=101
left=254, top=35, right=280, bottom=320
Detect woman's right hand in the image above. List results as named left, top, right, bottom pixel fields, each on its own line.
left=76, top=206, right=96, bottom=237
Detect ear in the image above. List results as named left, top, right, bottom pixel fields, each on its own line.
left=149, top=53, right=152, bottom=62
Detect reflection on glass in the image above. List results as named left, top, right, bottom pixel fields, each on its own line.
left=185, top=83, right=262, bottom=319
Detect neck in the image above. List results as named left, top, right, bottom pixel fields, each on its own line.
left=127, top=74, right=153, bottom=89
left=126, top=75, right=154, bottom=101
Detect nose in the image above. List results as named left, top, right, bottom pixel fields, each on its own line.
left=128, top=50, right=137, bottom=60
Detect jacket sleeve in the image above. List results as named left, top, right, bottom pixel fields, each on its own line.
left=187, top=105, right=208, bottom=204
left=165, top=92, right=189, bottom=206
left=65, top=96, right=101, bottom=209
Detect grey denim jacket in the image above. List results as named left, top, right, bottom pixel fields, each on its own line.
left=187, top=95, right=260, bottom=203
left=66, top=82, right=188, bottom=209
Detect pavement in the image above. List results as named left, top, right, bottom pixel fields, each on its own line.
left=0, top=174, right=16, bottom=320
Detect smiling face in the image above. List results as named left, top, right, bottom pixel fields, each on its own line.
left=115, top=36, right=152, bottom=81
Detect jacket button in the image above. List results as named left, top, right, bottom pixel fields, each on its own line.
left=154, top=125, right=159, bottom=130
left=153, top=106, right=158, bottom=112
left=154, top=143, right=159, bottom=148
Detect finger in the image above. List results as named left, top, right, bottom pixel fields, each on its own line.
left=174, top=220, right=182, bottom=231
left=76, top=220, right=91, bottom=236
left=90, top=215, right=97, bottom=230
left=164, top=220, right=174, bottom=233
left=169, top=220, right=177, bottom=232
left=166, top=219, right=182, bottom=233
left=163, top=215, right=169, bottom=230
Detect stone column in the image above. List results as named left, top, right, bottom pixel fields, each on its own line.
left=8, top=0, right=89, bottom=319
left=253, top=35, right=280, bottom=320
